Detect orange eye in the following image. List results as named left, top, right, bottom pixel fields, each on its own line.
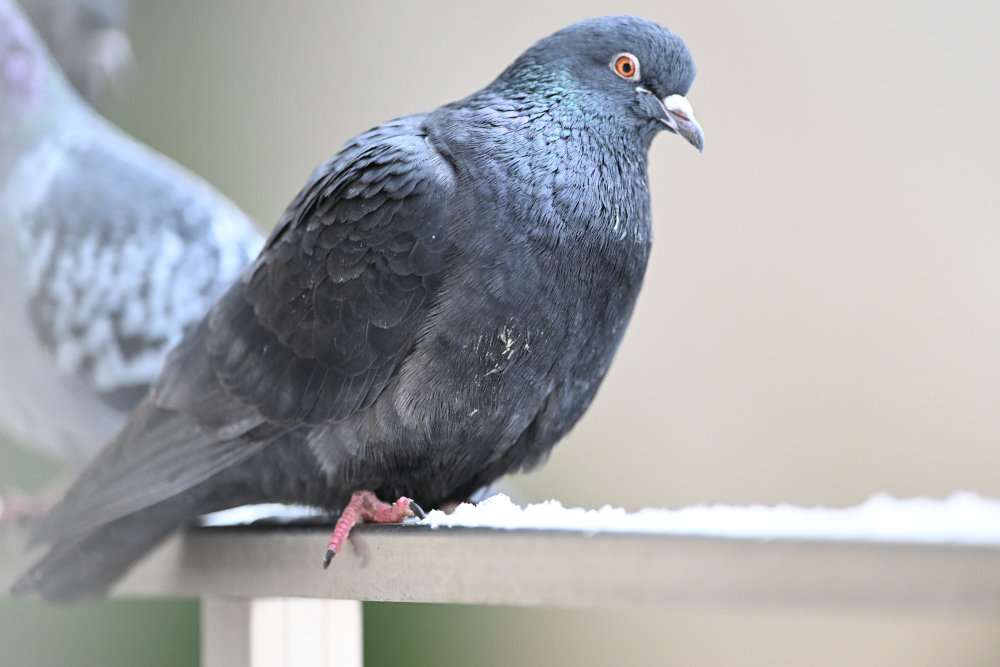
left=612, top=53, right=640, bottom=80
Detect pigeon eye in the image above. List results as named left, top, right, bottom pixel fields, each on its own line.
left=612, top=53, right=640, bottom=80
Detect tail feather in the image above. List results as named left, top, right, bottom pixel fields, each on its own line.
left=13, top=431, right=332, bottom=602
left=12, top=493, right=214, bottom=602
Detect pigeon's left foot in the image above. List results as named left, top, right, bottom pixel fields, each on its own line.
left=323, top=491, right=425, bottom=568
left=0, top=490, right=52, bottom=528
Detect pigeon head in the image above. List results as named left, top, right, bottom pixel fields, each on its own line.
left=494, top=16, right=704, bottom=151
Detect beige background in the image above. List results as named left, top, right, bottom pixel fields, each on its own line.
left=92, top=0, right=1000, bottom=664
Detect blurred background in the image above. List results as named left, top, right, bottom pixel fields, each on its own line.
left=3, top=0, right=1000, bottom=665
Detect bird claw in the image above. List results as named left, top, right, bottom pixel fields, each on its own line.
left=323, top=491, right=424, bottom=567
left=408, top=500, right=427, bottom=520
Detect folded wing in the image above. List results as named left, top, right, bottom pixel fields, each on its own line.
left=34, top=118, right=455, bottom=543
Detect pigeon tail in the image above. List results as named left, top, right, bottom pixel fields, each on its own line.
left=12, top=487, right=224, bottom=602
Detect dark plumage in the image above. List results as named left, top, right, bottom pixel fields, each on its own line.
left=15, top=15, right=704, bottom=601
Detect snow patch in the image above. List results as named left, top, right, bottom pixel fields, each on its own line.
left=198, top=492, right=1000, bottom=546
left=199, top=503, right=329, bottom=527
left=423, top=492, right=1000, bottom=545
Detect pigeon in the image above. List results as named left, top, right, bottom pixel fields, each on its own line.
left=14, top=15, right=704, bottom=602
left=0, top=0, right=264, bottom=467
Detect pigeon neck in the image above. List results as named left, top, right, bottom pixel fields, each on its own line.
left=0, top=0, right=68, bottom=169
left=480, top=66, right=647, bottom=153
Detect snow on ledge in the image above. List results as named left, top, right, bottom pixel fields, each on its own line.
left=422, top=492, right=1000, bottom=545
left=200, top=503, right=328, bottom=527
left=199, top=492, right=1000, bottom=546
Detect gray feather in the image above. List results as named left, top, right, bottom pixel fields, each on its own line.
left=0, top=0, right=263, bottom=464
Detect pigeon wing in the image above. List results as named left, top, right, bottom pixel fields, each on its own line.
left=204, top=119, right=454, bottom=425
left=23, top=127, right=263, bottom=412
left=33, top=118, right=454, bottom=543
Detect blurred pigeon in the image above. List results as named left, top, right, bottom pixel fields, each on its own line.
left=19, top=0, right=132, bottom=104
left=15, top=15, right=703, bottom=601
left=0, top=0, right=264, bottom=466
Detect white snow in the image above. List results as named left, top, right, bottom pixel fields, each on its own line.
left=423, top=492, right=1000, bottom=545
left=198, top=492, right=1000, bottom=546
left=199, top=503, right=329, bottom=527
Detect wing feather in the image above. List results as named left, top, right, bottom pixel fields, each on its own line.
left=34, top=116, right=455, bottom=544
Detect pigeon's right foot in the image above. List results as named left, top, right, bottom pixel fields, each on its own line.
left=323, top=491, right=425, bottom=568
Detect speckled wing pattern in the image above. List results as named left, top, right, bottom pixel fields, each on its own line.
left=21, top=127, right=263, bottom=410
left=33, top=117, right=454, bottom=541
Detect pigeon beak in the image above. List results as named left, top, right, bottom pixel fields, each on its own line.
left=660, top=94, right=705, bottom=152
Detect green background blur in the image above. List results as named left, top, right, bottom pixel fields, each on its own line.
left=5, top=0, right=1000, bottom=665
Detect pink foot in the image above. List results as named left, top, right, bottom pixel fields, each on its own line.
left=0, top=489, right=52, bottom=528
left=323, top=491, right=425, bottom=568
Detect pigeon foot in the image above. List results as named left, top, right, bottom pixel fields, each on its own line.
left=323, top=491, right=425, bottom=568
left=0, top=489, right=53, bottom=528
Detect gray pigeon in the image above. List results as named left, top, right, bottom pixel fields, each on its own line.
left=0, top=0, right=264, bottom=466
left=15, top=15, right=703, bottom=601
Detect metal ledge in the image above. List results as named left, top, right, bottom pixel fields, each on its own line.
left=4, top=522, right=1000, bottom=610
